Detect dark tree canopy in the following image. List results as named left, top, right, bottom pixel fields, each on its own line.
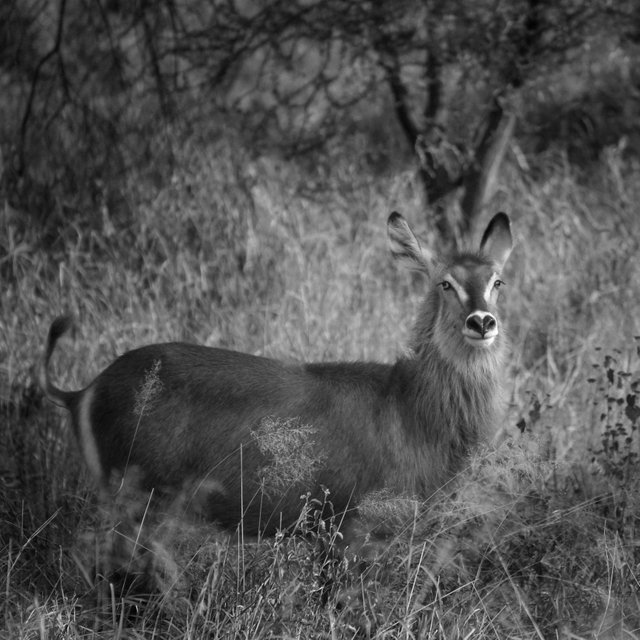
left=0, top=0, right=638, bottom=242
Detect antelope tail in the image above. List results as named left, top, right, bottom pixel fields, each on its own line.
left=39, top=315, right=77, bottom=409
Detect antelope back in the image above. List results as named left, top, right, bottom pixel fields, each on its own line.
left=42, top=335, right=404, bottom=533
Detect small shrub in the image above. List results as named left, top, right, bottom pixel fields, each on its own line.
left=589, top=342, right=640, bottom=486
left=252, top=417, right=326, bottom=498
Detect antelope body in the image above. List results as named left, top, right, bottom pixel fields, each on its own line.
left=40, top=212, right=513, bottom=534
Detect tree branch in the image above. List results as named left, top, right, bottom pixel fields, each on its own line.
left=459, top=98, right=515, bottom=238
left=18, top=0, right=67, bottom=174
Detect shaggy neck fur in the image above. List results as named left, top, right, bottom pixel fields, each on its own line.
left=389, top=284, right=507, bottom=497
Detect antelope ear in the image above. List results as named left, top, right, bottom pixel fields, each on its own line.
left=480, top=212, right=512, bottom=270
left=387, top=212, right=435, bottom=273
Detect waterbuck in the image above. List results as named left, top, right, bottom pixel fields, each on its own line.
left=40, top=212, right=512, bottom=535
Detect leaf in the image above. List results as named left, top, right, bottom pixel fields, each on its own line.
left=625, top=394, right=640, bottom=425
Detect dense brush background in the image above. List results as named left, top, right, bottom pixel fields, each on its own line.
left=2, top=2, right=640, bottom=638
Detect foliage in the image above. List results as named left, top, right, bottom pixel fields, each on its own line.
left=589, top=346, right=640, bottom=504
left=1, top=0, right=639, bottom=241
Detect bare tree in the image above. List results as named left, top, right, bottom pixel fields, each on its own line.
left=162, top=0, right=629, bottom=241
left=1, top=0, right=636, bottom=241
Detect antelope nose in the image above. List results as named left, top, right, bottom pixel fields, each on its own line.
left=465, top=313, right=497, bottom=337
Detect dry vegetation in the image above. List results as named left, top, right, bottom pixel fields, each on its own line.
left=2, top=127, right=640, bottom=638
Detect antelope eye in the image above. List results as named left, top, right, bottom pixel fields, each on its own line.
left=439, top=281, right=452, bottom=291
left=494, top=279, right=505, bottom=289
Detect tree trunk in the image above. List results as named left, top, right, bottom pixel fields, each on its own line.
left=459, top=99, right=516, bottom=241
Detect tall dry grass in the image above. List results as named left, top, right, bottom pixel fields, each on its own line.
left=1, top=130, right=640, bottom=638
